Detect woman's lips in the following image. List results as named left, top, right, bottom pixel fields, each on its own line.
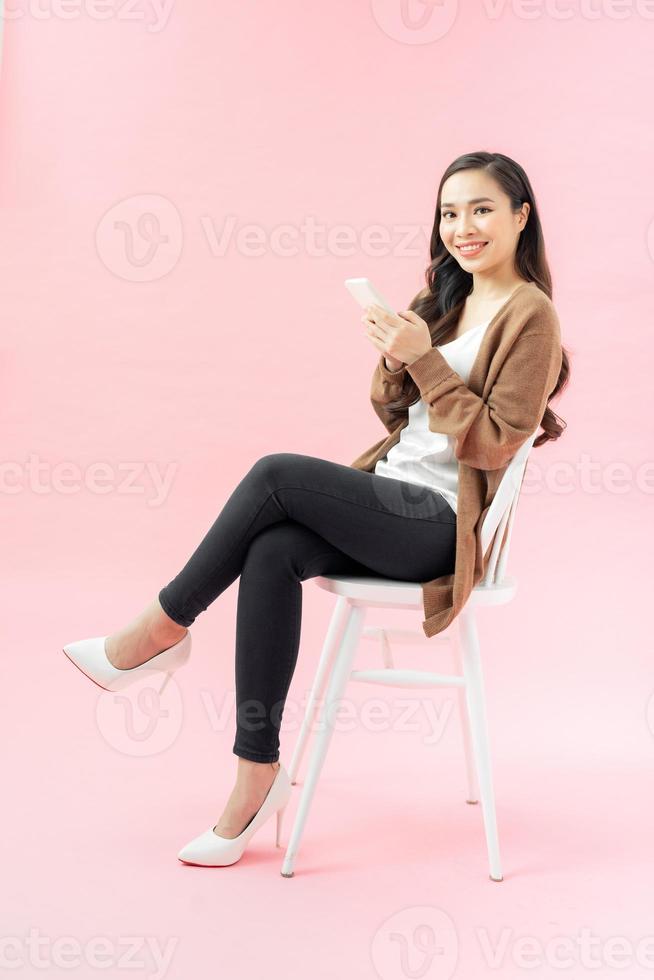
left=456, top=241, right=488, bottom=257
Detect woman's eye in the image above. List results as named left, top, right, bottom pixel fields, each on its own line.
left=441, top=207, right=491, bottom=219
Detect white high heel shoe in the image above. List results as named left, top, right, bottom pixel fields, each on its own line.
left=62, top=631, right=191, bottom=693
left=177, top=763, right=292, bottom=867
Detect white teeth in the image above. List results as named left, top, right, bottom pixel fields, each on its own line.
left=459, top=243, right=486, bottom=252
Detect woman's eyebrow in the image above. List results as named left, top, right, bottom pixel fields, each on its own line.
left=440, top=197, right=495, bottom=208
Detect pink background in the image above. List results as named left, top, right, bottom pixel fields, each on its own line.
left=2, top=1, right=653, bottom=977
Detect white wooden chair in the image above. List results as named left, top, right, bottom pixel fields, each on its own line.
left=279, top=429, right=540, bottom=881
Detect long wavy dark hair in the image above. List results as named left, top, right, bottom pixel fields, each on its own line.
left=388, top=151, right=570, bottom=448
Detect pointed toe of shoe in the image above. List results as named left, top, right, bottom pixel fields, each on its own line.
left=177, top=828, right=244, bottom=867
left=62, top=636, right=113, bottom=689
left=63, top=636, right=107, bottom=659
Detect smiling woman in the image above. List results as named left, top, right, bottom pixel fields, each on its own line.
left=61, top=149, right=571, bottom=872
left=348, top=150, right=571, bottom=640
left=367, top=150, right=571, bottom=448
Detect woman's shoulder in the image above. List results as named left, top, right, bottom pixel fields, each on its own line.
left=517, top=282, right=561, bottom=336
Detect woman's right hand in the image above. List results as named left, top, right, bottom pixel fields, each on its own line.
left=361, top=307, right=405, bottom=372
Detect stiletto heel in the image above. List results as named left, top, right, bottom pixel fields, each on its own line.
left=62, top=632, right=191, bottom=693
left=178, top=763, right=292, bottom=867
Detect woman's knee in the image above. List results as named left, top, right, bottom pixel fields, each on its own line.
left=250, top=452, right=291, bottom=477
left=248, top=452, right=308, bottom=488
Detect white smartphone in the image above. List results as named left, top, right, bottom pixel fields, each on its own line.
left=344, top=277, right=396, bottom=316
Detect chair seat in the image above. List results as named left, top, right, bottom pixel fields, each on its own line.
left=313, top=573, right=518, bottom=609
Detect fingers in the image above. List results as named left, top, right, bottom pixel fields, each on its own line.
left=364, top=304, right=394, bottom=330
left=361, top=311, right=385, bottom=352
left=365, top=304, right=416, bottom=325
left=362, top=306, right=384, bottom=331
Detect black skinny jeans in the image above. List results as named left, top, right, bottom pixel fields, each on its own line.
left=158, top=453, right=457, bottom=764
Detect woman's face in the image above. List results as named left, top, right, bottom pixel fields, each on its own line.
left=439, top=170, right=529, bottom=276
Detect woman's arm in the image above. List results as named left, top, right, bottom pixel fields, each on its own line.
left=369, top=355, right=410, bottom=433
left=405, top=311, right=562, bottom=471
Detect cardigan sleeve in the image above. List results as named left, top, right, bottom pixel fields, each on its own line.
left=405, top=318, right=563, bottom=471
left=370, top=354, right=410, bottom=433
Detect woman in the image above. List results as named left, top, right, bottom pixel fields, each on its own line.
left=63, top=150, right=570, bottom=868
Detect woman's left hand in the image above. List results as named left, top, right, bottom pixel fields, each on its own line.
left=362, top=304, right=433, bottom=366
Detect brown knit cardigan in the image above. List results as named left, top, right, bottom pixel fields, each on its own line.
left=348, top=281, right=563, bottom=638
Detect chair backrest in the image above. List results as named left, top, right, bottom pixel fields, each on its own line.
left=478, top=429, right=540, bottom=587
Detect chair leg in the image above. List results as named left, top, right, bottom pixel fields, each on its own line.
left=451, top=633, right=479, bottom=804
left=287, top=596, right=349, bottom=785
left=458, top=607, right=503, bottom=882
left=280, top=602, right=366, bottom=878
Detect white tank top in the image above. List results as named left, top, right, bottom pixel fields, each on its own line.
left=373, top=319, right=491, bottom=515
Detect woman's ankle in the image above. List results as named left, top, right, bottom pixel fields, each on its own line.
left=148, top=598, right=188, bottom=644
left=236, top=758, right=280, bottom=781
